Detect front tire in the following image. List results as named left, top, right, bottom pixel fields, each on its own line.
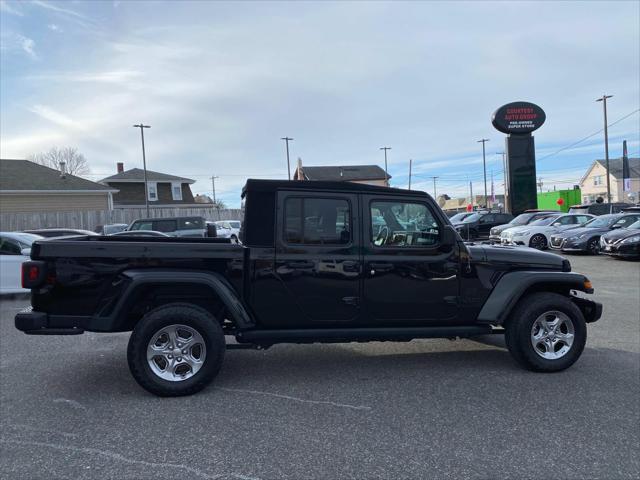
left=127, top=303, right=225, bottom=397
left=505, top=292, right=586, bottom=372
left=529, top=234, right=548, bottom=250
left=586, top=237, right=600, bottom=255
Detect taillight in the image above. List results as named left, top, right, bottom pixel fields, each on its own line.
left=21, top=261, right=47, bottom=289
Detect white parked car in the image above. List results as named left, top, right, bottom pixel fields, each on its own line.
left=0, top=232, right=43, bottom=294
left=501, top=213, right=594, bottom=250
left=206, top=221, right=232, bottom=239
left=214, top=220, right=241, bottom=241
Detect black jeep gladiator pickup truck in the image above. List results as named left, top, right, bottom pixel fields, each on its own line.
left=16, top=180, right=602, bottom=396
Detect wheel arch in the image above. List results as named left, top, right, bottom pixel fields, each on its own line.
left=476, top=271, right=595, bottom=325
left=99, top=269, right=254, bottom=332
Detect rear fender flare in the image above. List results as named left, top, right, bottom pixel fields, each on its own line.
left=476, top=271, right=592, bottom=325
left=104, top=269, right=254, bottom=331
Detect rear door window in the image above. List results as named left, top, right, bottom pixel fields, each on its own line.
left=178, top=218, right=203, bottom=230
left=284, top=197, right=351, bottom=245
left=0, top=237, right=22, bottom=255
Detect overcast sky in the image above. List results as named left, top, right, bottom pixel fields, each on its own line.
left=1, top=0, right=638, bottom=207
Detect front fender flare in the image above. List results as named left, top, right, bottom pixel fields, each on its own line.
left=476, top=271, right=593, bottom=325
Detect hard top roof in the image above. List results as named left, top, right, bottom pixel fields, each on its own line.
left=242, top=179, right=427, bottom=197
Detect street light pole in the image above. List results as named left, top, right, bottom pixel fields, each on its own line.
left=281, top=137, right=294, bottom=180
left=380, top=147, right=391, bottom=186
left=408, top=159, right=413, bottom=190
left=478, top=138, right=489, bottom=207
left=596, top=95, right=613, bottom=211
left=431, top=176, right=439, bottom=199
left=133, top=123, right=151, bottom=217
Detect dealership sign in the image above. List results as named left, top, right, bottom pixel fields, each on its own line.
left=491, top=101, right=546, bottom=134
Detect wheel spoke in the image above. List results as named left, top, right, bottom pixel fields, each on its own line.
left=530, top=311, right=575, bottom=360
left=146, top=324, right=207, bottom=382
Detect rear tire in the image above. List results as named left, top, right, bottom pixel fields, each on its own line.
left=505, top=292, right=586, bottom=372
left=529, top=234, right=548, bottom=250
left=127, top=303, right=225, bottom=397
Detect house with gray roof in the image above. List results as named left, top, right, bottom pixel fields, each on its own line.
left=100, top=163, right=203, bottom=208
left=579, top=157, right=639, bottom=204
left=294, top=161, right=390, bottom=186
left=0, top=159, right=117, bottom=214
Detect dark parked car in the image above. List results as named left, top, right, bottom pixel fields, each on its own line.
left=568, top=202, right=631, bottom=216
left=23, top=228, right=98, bottom=238
left=489, top=210, right=557, bottom=244
left=600, top=219, right=640, bottom=259
left=549, top=213, right=640, bottom=254
left=453, top=211, right=514, bottom=240
left=16, top=180, right=601, bottom=397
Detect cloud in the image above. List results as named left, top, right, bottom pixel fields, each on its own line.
left=28, top=104, right=79, bottom=129
left=0, top=0, right=23, bottom=16
left=0, top=32, right=38, bottom=59
left=28, top=70, right=142, bottom=84
left=47, top=24, right=62, bottom=33
left=31, top=0, right=87, bottom=20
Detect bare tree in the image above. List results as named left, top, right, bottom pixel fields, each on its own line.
left=28, top=147, right=90, bottom=176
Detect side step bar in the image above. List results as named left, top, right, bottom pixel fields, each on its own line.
left=236, top=325, right=493, bottom=345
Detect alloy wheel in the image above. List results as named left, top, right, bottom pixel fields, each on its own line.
left=530, top=311, right=575, bottom=360
left=146, top=324, right=207, bottom=381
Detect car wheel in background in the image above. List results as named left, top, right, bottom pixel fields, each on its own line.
left=529, top=234, right=548, bottom=250
left=127, top=303, right=225, bottom=397
left=505, top=292, right=587, bottom=372
left=587, top=237, right=600, bottom=255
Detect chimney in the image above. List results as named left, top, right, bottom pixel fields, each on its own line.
left=117, top=162, right=124, bottom=173
left=59, top=161, right=67, bottom=178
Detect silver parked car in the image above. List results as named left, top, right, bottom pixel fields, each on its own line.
left=127, top=217, right=207, bottom=238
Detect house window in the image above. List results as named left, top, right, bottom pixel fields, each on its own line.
left=147, top=182, right=158, bottom=201
left=171, top=182, right=183, bottom=201
left=593, top=175, right=604, bottom=186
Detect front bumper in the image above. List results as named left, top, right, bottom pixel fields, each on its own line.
left=15, top=307, right=86, bottom=335
left=600, top=243, right=640, bottom=258
left=571, top=296, right=603, bottom=323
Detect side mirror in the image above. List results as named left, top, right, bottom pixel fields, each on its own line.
left=21, top=248, right=31, bottom=256
left=611, top=224, right=622, bottom=229
left=206, top=224, right=217, bottom=238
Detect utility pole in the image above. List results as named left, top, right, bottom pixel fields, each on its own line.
left=281, top=137, right=294, bottom=180
left=477, top=138, right=489, bottom=207
left=211, top=175, right=220, bottom=220
left=431, top=176, right=439, bottom=199
left=537, top=177, right=544, bottom=193
left=408, top=159, right=413, bottom=190
left=469, top=181, right=474, bottom=209
left=380, top=147, right=391, bottom=186
left=596, top=95, right=613, bottom=211
left=133, top=123, right=151, bottom=217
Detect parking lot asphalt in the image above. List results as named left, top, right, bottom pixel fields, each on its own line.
left=1, top=254, right=638, bottom=479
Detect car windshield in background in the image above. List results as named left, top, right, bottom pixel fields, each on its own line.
left=461, top=213, right=481, bottom=223
left=229, top=221, right=241, bottom=229
left=179, top=218, right=204, bottom=229
left=583, top=215, right=619, bottom=228
left=450, top=213, right=471, bottom=222
left=627, top=220, right=640, bottom=230
left=509, top=213, right=535, bottom=225
left=13, top=233, right=42, bottom=246
left=528, top=216, right=560, bottom=226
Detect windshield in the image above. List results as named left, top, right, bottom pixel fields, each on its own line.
left=229, top=221, right=241, bottom=229
left=627, top=220, right=640, bottom=230
left=583, top=214, right=619, bottom=228
left=450, top=212, right=471, bottom=222
left=462, top=213, right=482, bottom=223
left=509, top=213, right=534, bottom=226
left=13, top=233, right=43, bottom=247
left=528, top=216, right=560, bottom=226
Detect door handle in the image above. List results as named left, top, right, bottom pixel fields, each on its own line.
left=342, top=261, right=360, bottom=272
left=369, top=262, right=394, bottom=273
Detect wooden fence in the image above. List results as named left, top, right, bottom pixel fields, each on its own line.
left=0, top=207, right=244, bottom=231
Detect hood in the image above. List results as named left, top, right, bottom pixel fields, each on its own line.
left=552, top=226, right=609, bottom=239
left=489, top=223, right=513, bottom=234
left=470, top=244, right=568, bottom=271
left=601, top=227, right=640, bottom=242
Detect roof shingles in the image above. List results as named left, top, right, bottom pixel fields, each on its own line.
left=100, top=168, right=194, bottom=184
left=0, top=159, right=115, bottom=191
